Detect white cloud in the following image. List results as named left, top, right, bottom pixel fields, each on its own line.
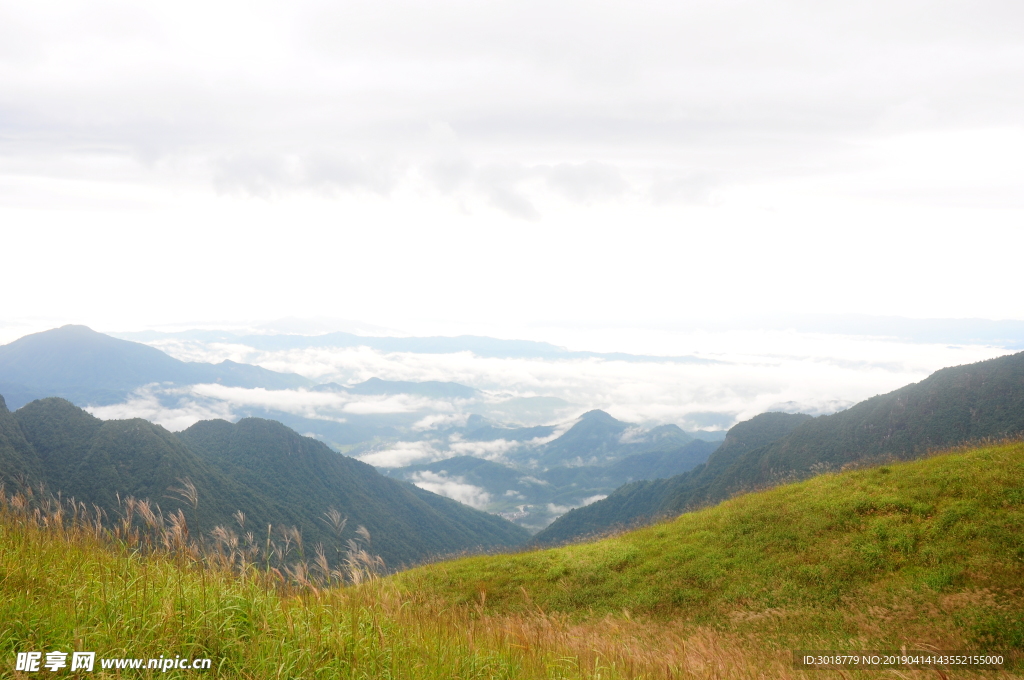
left=448, top=438, right=519, bottom=460
left=3, top=0, right=1022, bottom=457
left=406, top=471, right=492, bottom=509
left=543, top=494, right=607, bottom=519
left=618, top=426, right=646, bottom=444
left=525, top=420, right=576, bottom=445
left=123, top=330, right=1013, bottom=435
left=0, top=1, right=1023, bottom=333
left=106, top=382, right=462, bottom=424
left=357, top=441, right=442, bottom=468
left=412, top=413, right=469, bottom=431
left=341, top=394, right=451, bottom=415
left=190, top=384, right=347, bottom=413
left=85, top=384, right=234, bottom=432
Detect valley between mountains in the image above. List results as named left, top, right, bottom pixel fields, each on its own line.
left=2, top=325, right=1024, bottom=677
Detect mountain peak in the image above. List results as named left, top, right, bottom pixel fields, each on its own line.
left=579, top=409, right=615, bottom=422
left=0, top=393, right=7, bottom=413
left=57, top=324, right=100, bottom=333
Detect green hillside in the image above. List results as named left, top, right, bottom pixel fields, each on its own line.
left=1, top=396, right=529, bottom=568
left=538, top=351, right=1024, bottom=544
left=4, top=441, right=1021, bottom=678
left=400, top=440, right=1024, bottom=650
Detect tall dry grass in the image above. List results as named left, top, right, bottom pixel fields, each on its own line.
left=2, top=473, right=1019, bottom=678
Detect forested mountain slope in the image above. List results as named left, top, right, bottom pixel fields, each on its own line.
left=178, top=418, right=529, bottom=567
left=533, top=412, right=810, bottom=543
left=0, top=396, right=529, bottom=567
left=536, top=350, right=1024, bottom=545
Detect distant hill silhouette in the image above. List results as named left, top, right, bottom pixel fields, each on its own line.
left=502, top=410, right=697, bottom=469
left=0, top=325, right=313, bottom=409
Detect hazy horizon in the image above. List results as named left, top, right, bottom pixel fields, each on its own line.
left=2, top=316, right=1015, bottom=469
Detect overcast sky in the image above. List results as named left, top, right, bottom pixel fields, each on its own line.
left=2, top=0, right=1023, bottom=339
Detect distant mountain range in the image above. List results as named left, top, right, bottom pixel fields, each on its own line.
left=0, top=325, right=726, bottom=533
left=115, top=328, right=719, bottom=364
left=0, top=325, right=581, bottom=446
left=0, top=325, right=313, bottom=409
left=535, top=350, right=1024, bottom=545
left=4, top=324, right=1024, bottom=557
left=0, top=395, right=529, bottom=568
left=114, top=315, right=1024, bottom=358
left=382, top=410, right=721, bottom=530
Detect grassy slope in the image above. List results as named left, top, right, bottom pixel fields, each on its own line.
left=0, top=518, right=525, bottom=679
left=3, top=442, right=1023, bottom=679
left=2, top=503, right=804, bottom=680
left=401, top=441, right=1024, bottom=648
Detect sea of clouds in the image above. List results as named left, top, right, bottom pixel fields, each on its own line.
left=78, top=327, right=1012, bottom=513
left=89, top=328, right=1010, bottom=434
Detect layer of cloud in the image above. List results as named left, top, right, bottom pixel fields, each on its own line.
left=412, top=413, right=469, bottom=431
left=447, top=437, right=521, bottom=461
left=3, top=1, right=1023, bottom=220
left=357, top=441, right=443, bottom=468
left=86, top=384, right=234, bottom=431
left=140, top=330, right=1011, bottom=429
left=75, top=327, right=1011, bottom=454
left=405, top=471, right=492, bottom=509
left=81, top=329, right=1014, bottom=446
